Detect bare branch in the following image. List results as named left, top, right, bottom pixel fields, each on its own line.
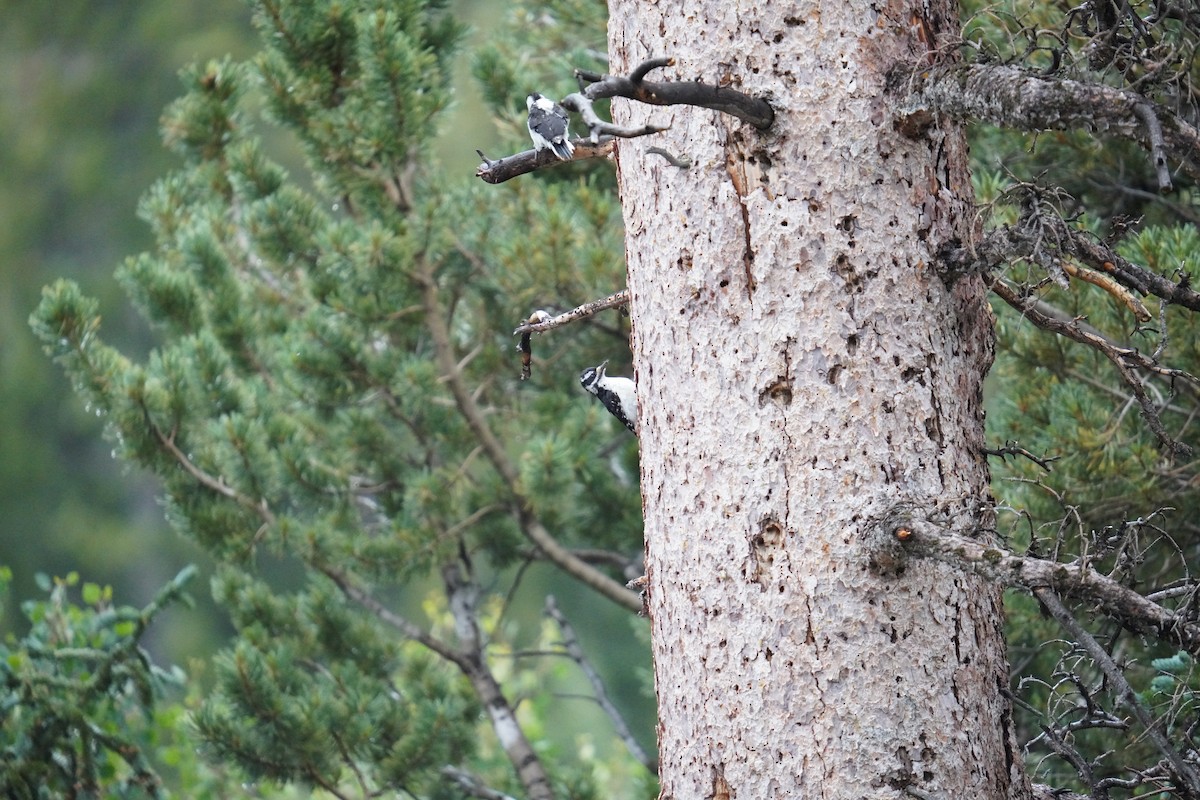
left=512, top=290, right=630, bottom=337
left=560, top=92, right=670, bottom=142
left=574, top=57, right=774, bottom=130
left=475, top=140, right=614, bottom=184
left=894, top=63, right=1200, bottom=181
left=545, top=596, right=657, bottom=774
left=877, top=505, right=1200, bottom=655
left=1033, top=587, right=1200, bottom=797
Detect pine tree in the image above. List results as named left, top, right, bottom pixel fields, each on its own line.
left=29, top=0, right=1200, bottom=797
left=33, top=0, right=646, bottom=796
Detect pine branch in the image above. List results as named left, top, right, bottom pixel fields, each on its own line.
left=988, top=275, right=1196, bottom=456
left=317, top=564, right=468, bottom=670
left=893, top=63, right=1200, bottom=183
left=417, top=264, right=642, bottom=613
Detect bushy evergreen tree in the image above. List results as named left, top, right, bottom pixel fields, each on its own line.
left=32, top=0, right=647, bottom=796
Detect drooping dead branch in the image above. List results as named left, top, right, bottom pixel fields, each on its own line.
left=893, top=63, right=1200, bottom=182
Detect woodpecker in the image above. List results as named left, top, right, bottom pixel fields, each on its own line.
left=526, top=93, right=575, bottom=161
left=580, top=361, right=637, bottom=434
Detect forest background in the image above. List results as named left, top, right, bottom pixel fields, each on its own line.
left=3, top=0, right=1199, bottom=797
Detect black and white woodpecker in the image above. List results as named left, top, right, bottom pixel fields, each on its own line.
left=526, top=93, right=575, bottom=161
left=580, top=361, right=637, bottom=434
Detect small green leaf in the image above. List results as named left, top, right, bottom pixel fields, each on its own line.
left=82, top=583, right=101, bottom=605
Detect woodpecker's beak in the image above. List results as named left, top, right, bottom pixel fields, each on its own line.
left=597, top=360, right=609, bottom=376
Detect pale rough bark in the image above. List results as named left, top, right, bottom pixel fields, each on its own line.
left=607, top=1, right=1028, bottom=798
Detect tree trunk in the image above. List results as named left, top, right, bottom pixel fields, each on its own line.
left=607, top=1, right=1029, bottom=797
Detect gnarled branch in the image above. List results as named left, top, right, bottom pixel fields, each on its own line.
left=893, top=63, right=1200, bottom=182
left=476, top=56, right=773, bottom=183
left=874, top=505, right=1200, bottom=656
left=573, top=56, right=774, bottom=130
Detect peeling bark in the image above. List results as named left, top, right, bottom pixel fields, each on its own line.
left=608, top=0, right=1029, bottom=797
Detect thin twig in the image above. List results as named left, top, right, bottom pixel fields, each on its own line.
left=1033, top=587, right=1200, bottom=797
left=984, top=441, right=1061, bottom=472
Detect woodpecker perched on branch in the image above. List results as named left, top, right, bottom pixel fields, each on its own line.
left=580, top=361, right=637, bottom=434
left=526, top=93, right=575, bottom=161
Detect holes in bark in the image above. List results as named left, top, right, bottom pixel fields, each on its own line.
left=747, top=515, right=785, bottom=589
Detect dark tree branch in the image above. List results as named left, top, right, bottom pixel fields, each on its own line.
left=893, top=63, right=1200, bottom=182
left=560, top=91, right=670, bottom=142
left=573, top=57, right=774, bottom=130
left=984, top=441, right=1061, bottom=472
left=475, top=140, right=615, bottom=184
left=874, top=504, right=1200, bottom=656
left=476, top=57, right=772, bottom=183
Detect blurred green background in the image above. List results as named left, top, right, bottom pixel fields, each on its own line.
left=0, top=0, right=503, bottom=661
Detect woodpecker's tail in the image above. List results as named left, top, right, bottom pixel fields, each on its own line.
left=551, top=138, right=575, bottom=161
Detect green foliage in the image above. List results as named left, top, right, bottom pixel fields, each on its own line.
left=31, top=0, right=646, bottom=794
left=0, top=566, right=193, bottom=799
